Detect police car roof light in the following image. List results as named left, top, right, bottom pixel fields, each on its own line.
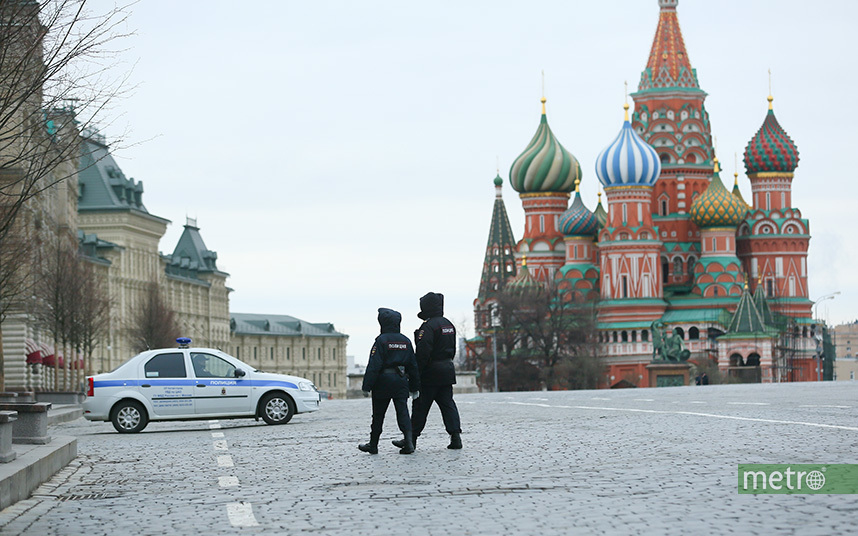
left=176, top=337, right=192, bottom=348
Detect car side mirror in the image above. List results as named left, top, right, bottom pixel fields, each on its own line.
left=234, top=369, right=246, bottom=378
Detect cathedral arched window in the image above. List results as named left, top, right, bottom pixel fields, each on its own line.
left=688, top=327, right=700, bottom=340
left=660, top=153, right=670, bottom=164
left=612, top=331, right=618, bottom=343
left=661, top=257, right=669, bottom=283
left=685, top=153, right=696, bottom=164
left=675, top=327, right=685, bottom=340
left=687, top=257, right=697, bottom=276
left=621, top=331, right=628, bottom=342
left=641, top=330, right=649, bottom=342
left=631, top=331, right=637, bottom=342
left=673, top=257, right=683, bottom=276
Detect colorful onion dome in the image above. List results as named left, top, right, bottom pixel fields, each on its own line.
left=505, top=257, right=542, bottom=294
left=593, top=191, right=607, bottom=229
left=743, top=95, right=799, bottom=174
left=595, top=103, right=661, bottom=189
left=559, top=180, right=598, bottom=237
left=690, top=159, right=746, bottom=228
left=509, top=98, right=581, bottom=194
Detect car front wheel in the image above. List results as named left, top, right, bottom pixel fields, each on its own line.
left=259, top=392, right=295, bottom=425
left=111, top=400, right=149, bottom=433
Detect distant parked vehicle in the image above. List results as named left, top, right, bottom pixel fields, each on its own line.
left=83, top=338, right=321, bottom=433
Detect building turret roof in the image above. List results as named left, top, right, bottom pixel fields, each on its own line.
left=509, top=98, right=581, bottom=194
left=744, top=95, right=799, bottom=174
left=164, top=218, right=227, bottom=280
left=637, top=0, right=702, bottom=94
left=595, top=104, right=661, bottom=188
left=731, top=171, right=750, bottom=212
left=477, top=174, right=518, bottom=302
left=559, top=180, right=598, bottom=237
left=753, top=281, right=775, bottom=326
left=690, top=160, right=746, bottom=228
left=728, top=284, right=768, bottom=334
left=505, top=257, right=542, bottom=295
left=593, top=192, right=608, bottom=229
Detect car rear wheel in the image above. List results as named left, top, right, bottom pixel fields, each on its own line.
left=260, top=392, right=295, bottom=425
left=111, top=400, right=149, bottom=433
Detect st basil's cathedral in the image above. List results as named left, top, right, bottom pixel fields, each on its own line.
left=472, top=0, right=815, bottom=388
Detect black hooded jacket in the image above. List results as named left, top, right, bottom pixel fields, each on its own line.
left=414, top=292, right=457, bottom=385
left=362, top=308, right=419, bottom=395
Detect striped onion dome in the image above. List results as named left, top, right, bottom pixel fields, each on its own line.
left=593, top=192, right=607, bottom=229
left=559, top=182, right=598, bottom=237
left=744, top=96, right=799, bottom=174
left=690, top=161, right=746, bottom=228
left=509, top=98, right=581, bottom=194
left=595, top=104, right=661, bottom=188
left=505, top=258, right=542, bottom=294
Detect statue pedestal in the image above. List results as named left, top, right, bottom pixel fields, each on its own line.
left=646, top=362, right=691, bottom=387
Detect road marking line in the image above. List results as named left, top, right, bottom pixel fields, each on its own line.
left=226, top=502, right=259, bottom=527
left=504, top=402, right=858, bottom=432
left=690, top=401, right=707, bottom=404
left=217, top=455, right=234, bottom=467
left=209, top=423, right=222, bottom=429
left=528, top=398, right=548, bottom=401
left=213, top=440, right=228, bottom=451
left=634, top=399, right=654, bottom=402
left=591, top=397, right=611, bottom=401
left=211, top=432, right=224, bottom=438
left=800, top=405, right=851, bottom=409
left=218, top=476, right=239, bottom=487
left=727, top=402, right=770, bottom=406
left=208, top=420, right=219, bottom=423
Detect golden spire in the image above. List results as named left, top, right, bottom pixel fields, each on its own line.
left=734, top=152, right=739, bottom=186
left=713, top=135, right=719, bottom=173
left=623, top=81, right=630, bottom=122
left=767, top=68, right=773, bottom=110
left=541, top=70, right=546, bottom=115
left=522, top=255, right=528, bottom=267
left=597, top=191, right=602, bottom=203
left=575, top=178, right=580, bottom=193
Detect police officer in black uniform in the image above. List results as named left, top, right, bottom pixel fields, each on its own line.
left=394, top=292, right=462, bottom=450
left=359, top=308, right=420, bottom=455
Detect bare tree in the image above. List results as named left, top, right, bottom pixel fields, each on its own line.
left=34, top=229, right=77, bottom=390
left=0, top=0, right=131, bottom=243
left=128, top=281, right=180, bottom=353
left=491, top=283, right=602, bottom=391
left=74, top=260, right=109, bottom=376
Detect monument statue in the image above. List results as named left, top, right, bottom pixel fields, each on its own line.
left=651, top=321, right=690, bottom=362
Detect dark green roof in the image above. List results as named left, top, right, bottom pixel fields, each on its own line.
left=476, top=179, right=518, bottom=303
left=164, top=219, right=227, bottom=280
left=77, top=138, right=166, bottom=222
left=728, top=286, right=768, bottom=334
left=230, top=313, right=347, bottom=338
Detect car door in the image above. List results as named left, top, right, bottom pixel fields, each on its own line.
left=139, top=351, right=195, bottom=416
left=190, top=351, right=252, bottom=415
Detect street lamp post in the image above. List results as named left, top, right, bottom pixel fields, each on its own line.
left=811, top=292, right=840, bottom=382
left=490, top=304, right=501, bottom=393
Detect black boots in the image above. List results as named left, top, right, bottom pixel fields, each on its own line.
left=447, top=432, right=462, bottom=450
left=398, top=432, right=415, bottom=455
left=392, top=435, right=417, bottom=450
left=358, top=435, right=379, bottom=454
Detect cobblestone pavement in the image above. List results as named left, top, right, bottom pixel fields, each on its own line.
left=1, top=382, right=857, bottom=535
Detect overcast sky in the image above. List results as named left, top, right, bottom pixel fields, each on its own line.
left=89, top=0, right=858, bottom=364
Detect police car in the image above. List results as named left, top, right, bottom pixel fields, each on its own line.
left=83, top=338, right=321, bottom=433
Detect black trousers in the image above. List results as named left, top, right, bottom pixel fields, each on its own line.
left=411, top=383, right=461, bottom=437
left=370, top=394, right=411, bottom=439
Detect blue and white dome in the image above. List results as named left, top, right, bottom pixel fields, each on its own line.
left=595, top=105, right=661, bottom=188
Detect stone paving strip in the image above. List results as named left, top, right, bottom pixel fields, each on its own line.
left=0, top=382, right=855, bottom=535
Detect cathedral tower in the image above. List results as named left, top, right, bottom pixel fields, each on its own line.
left=509, top=97, right=581, bottom=282
left=631, top=0, right=714, bottom=288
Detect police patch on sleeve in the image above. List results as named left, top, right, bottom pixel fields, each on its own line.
left=441, top=326, right=455, bottom=334
left=370, top=344, right=377, bottom=356
left=417, top=330, right=424, bottom=340
left=387, top=342, right=408, bottom=350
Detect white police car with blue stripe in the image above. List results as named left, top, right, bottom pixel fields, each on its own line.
left=83, top=338, right=321, bottom=433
